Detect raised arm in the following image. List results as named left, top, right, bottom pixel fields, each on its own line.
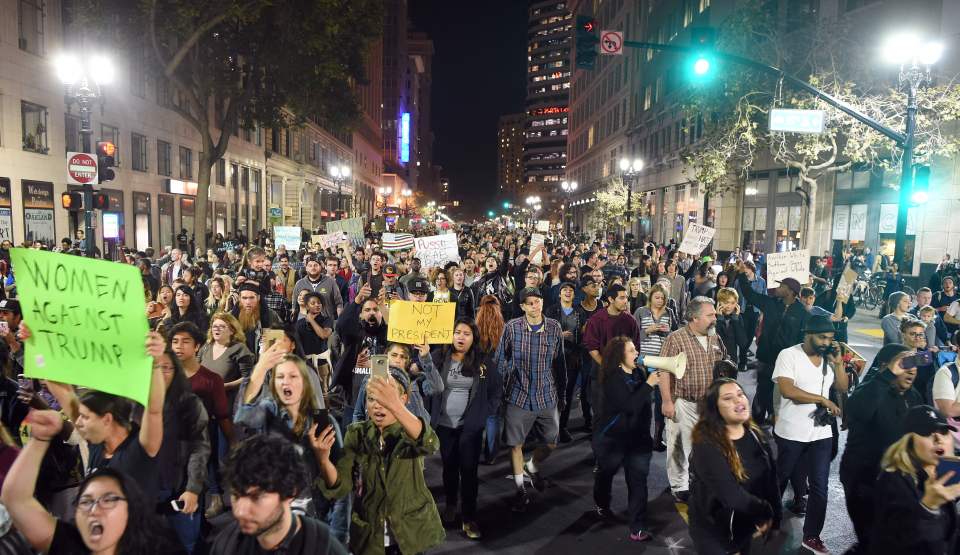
left=140, top=332, right=169, bottom=457
left=243, top=343, right=286, bottom=405
left=0, top=411, right=63, bottom=552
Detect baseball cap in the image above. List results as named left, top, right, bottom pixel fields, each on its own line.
left=383, top=263, right=398, bottom=277
left=408, top=277, right=430, bottom=294
left=903, top=405, right=956, bottom=436
left=779, top=277, right=802, bottom=296
left=519, top=287, right=543, bottom=303
left=0, top=299, right=21, bottom=316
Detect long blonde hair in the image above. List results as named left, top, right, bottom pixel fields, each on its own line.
left=880, top=433, right=923, bottom=484
left=647, top=283, right=670, bottom=309
left=207, top=312, right=246, bottom=345
left=269, top=355, right=319, bottom=438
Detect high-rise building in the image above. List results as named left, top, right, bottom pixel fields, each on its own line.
left=524, top=1, right=573, bottom=210
left=382, top=0, right=411, bottom=185
left=352, top=34, right=384, bottom=219
left=498, top=113, right=525, bottom=200
left=409, top=32, right=436, bottom=196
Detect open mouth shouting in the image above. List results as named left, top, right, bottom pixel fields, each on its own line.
left=280, top=386, right=294, bottom=401
left=371, top=408, right=388, bottom=424
left=87, top=520, right=105, bottom=542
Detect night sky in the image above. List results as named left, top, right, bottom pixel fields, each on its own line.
left=409, top=0, right=528, bottom=218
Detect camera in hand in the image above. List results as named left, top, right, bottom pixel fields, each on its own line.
left=242, top=267, right=269, bottom=283
left=811, top=405, right=836, bottom=427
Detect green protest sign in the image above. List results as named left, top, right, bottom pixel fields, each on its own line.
left=11, top=248, right=152, bottom=406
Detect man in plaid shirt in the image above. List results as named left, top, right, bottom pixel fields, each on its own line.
left=659, top=296, right=726, bottom=502
left=494, top=287, right=567, bottom=512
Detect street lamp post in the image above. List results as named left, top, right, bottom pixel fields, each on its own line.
left=619, top=158, right=644, bottom=244
left=56, top=54, right=114, bottom=257
left=883, top=34, right=943, bottom=270
left=402, top=188, right=412, bottom=217
left=525, top=195, right=541, bottom=229
left=330, top=165, right=351, bottom=219
left=560, top=180, right=578, bottom=234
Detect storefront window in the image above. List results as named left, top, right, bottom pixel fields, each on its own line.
left=22, top=180, right=54, bottom=244
left=158, top=194, right=174, bottom=248
left=180, top=198, right=195, bottom=242
left=133, top=192, right=151, bottom=252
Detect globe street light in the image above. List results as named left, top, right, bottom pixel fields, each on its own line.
left=881, top=33, right=944, bottom=269
left=560, top=180, right=578, bottom=233
left=55, top=52, right=114, bottom=257
left=619, top=157, right=644, bottom=243
left=330, top=164, right=351, bottom=218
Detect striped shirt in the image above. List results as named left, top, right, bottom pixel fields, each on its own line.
left=494, top=316, right=565, bottom=411
left=636, top=308, right=674, bottom=356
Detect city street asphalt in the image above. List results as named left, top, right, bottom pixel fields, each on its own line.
left=427, top=308, right=886, bottom=554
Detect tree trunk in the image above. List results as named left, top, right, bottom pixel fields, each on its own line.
left=196, top=149, right=213, bottom=253
left=803, top=178, right=818, bottom=252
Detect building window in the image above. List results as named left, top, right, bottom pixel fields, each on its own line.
left=156, top=78, right=172, bottom=108
left=18, top=0, right=44, bottom=55
left=130, top=43, right=147, bottom=98
left=254, top=122, right=262, bottom=146
left=216, top=159, right=226, bottom=186
left=131, top=133, right=148, bottom=171
left=64, top=114, right=81, bottom=154
left=270, top=128, right=281, bottom=154
left=157, top=140, right=172, bottom=176
left=100, top=125, right=120, bottom=164
left=21, top=101, right=48, bottom=154
left=179, top=146, right=193, bottom=179
left=284, top=129, right=292, bottom=158
left=852, top=169, right=871, bottom=189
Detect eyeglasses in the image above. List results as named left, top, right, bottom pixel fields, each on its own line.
left=906, top=332, right=926, bottom=338
left=211, top=325, right=229, bottom=331
left=76, top=494, right=127, bottom=513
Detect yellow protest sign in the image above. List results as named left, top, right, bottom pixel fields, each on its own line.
left=387, top=301, right=456, bottom=344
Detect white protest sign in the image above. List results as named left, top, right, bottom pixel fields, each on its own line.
left=326, top=217, right=365, bottom=246
left=678, top=223, right=716, bottom=256
left=536, top=220, right=550, bottom=232
left=314, top=232, right=346, bottom=250
left=766, top=249, right=811, bottom=288
left=414, top=234, right=460, bottom=269
left=273, top=226, right=302, bottom=250
left=530, top=233, right=546, bottom=265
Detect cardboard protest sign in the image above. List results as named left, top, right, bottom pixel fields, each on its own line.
left=312, top=232, right=346, bottom=250
left=766, top=249, right=811, bottom=288
left=11, top=248, right=152, bottom=406
left=387, top=301, right=456, bottom=344
left=414, top=234, right=460, bottom=269
left=273, top=226, right=302, bottom=250
left=326, top=217, right=364, bottom=246
left=835, top=267, right=859, bottom=301
left=530, top=233, right=546, bottom=266
left=536, top=220, right=550, bottom=232
left=678, top=223, right=716, bottom=256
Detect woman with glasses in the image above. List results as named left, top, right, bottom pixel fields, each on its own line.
left=1, top=410, right=184, bottom=554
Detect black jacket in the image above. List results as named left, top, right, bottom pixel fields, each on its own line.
left=331, top=299, right=388, bottom=401
left=689, top=430, right=781, bottom=549
left=841, top=369, right=924, bottom=479
left=449, top=285, right=476, bottom=321
left=594, top=368, right=653, bottom=451
left=736, top=274, right=810, bottom=364
left=426, top=349, right=501, bottom=434
left=869, top=468, right=958, bottom=555
left=716, top=313, right=749, bottom=364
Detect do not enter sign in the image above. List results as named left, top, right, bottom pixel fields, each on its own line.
left=66, top=152, right=98, bottom=185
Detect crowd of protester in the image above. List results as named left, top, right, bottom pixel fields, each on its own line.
left=0, top=225, right=957, bottom=554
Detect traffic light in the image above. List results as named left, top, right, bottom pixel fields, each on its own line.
left=92, top=193, right=109, bottom=210
left=688, top=27, right=718, bottom=82
left=576, top=15, right=599, bottom=70
left=487, top=210, right=495, bottom=218
left=62, top=192, right=82, bottom=210
left=97, top=141, right=116, bottom=184
left=912, top=164, right=930, bottom=204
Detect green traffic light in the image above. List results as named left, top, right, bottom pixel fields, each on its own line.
left=488, top=211, right=495, bottom=218
left=693, top=58, right=711, bottom=75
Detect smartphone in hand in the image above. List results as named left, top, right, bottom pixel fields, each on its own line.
left=370, top=355, right=389, bottom=381
left=313, top=409, right=330, bottom=438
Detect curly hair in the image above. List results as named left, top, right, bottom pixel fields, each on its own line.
left=475, top=295, right=505, bottom=354
left=207, top=311, right=246, bottom=345
left=223, top=434, right=309, bottom=500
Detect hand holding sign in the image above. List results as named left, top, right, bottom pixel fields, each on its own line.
left=12, top=249, right=152, bottom=406
left=387, top=301, right=456, bottom=344
left=766, top=249, right=811, bottom=288
left=678, top=223, right=716, bottom=256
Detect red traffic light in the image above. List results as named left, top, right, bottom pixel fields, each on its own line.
left=93, top=193, right=109, bottom=210
left=582, top=20, right=595, bottom=32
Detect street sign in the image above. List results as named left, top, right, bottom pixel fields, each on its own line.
left=769, top=109, right=826, bottom=134
left=600, top=31, right=623, bottom=55
left=66, top=152, right=98, bottom=185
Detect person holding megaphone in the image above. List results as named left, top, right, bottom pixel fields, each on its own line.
left=592, top=336, right=662, bottom=543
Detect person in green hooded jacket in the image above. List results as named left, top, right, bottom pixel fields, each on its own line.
left=314, top=370, right=444, bottom=555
